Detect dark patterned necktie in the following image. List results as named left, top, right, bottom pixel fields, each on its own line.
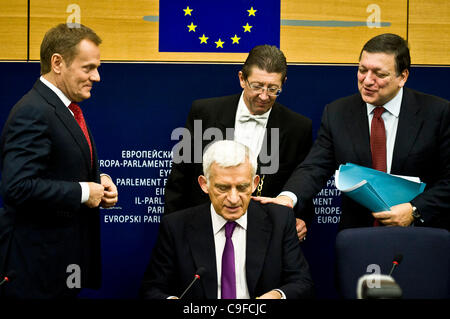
left=370, top=106, right=387, bottom=226
left=371, top=107, right=387, bottom=172
left=69, top=102, right=93, bottom=167
left=221, top=221, right=237, bottom=299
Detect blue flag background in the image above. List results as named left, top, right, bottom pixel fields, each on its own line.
left=159, top=1, right=280, bottom=52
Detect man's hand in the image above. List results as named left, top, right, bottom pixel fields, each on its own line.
left=296, top=218, right=307, bottom=241
left=372, top=203, right=414, bottom=226
left=252, top=195, right=294, bottom=208
left=253, top=196, right=306, bottom=241
left=100, top=174, right=118, bottom=208
left=257, top=290, right=283, bottom=299
left=86, top=182, right=105, bottom=208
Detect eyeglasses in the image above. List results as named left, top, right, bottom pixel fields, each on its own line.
left=246, top=80, right=282, bottom=97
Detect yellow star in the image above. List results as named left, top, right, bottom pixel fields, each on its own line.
left=243, top=23, right=252, bottom=32
left=183, top=6, right=193, bottom=16
left=230, top=34, right=240, bottom=44
left=199, top=34, right=208, bottom=44
left=215, top=38, right=224, bottom=48
left=187, top=22, right=197, bottom=32
left=247, top=7, right=257, bottom=16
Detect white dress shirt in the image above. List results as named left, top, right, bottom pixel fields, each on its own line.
left=210, top=205, right=286, bottom=299
left=234, top=92, right=271, bottom=157
left=39, top=76, right=90, bottom=204
left=281, top=88, right=404, bottom=207
left=210, top=204, right=250, bottom=299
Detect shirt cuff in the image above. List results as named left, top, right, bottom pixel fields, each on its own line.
left=274, top=289, right=286, bottom=299
left=79, top=182, right=90, bottom=204
left=278, top=191, right=298, bottom=207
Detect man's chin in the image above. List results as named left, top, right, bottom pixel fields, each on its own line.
left=361, top=94, right=379, bottom=105
left=221, top=207, right=245, bottom=220
left=80, top=90, right=92, bottom=100
left=254, top=105, right=272, bottom=114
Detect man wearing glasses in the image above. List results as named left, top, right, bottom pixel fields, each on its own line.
left=164, top=45, right=313, bottom=240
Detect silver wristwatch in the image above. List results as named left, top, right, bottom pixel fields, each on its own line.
left=411, top=205, right=423, bottom=224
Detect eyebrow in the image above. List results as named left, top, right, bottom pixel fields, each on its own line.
left=214, top=183, right=251, bottom=188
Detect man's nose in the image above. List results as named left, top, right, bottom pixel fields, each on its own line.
left=363, top=71, right=376, bottom=85
left=258, top=89, right=270, bottom=100
left=90, top=69, right=100, bottom=82
left=227, top=188, right=240, bottom=204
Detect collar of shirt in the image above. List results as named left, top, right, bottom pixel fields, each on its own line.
left=235, top=91, right=272, bottom=126
left=366, top=87, right=403, bottom=118
left=210, top=203, right=247, bottom=235
left=366, top=87, right=403, bottom=174
left=39, top=76, right=72, bottom=109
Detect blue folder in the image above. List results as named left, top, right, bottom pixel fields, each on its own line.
left=335, top=163, right=426, bottom=212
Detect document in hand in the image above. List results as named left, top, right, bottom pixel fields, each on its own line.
left=335, top=163, right=426, bottom=212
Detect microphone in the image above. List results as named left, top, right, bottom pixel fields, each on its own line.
left=179, top=267, right=207, bottom=299
left=0, top=270, right=17, bottom=287
left=356, top=254, right=403, bottom=299
left=356, top=273, right=402, bottom=299
left=388, top=254, right=403, bottom=276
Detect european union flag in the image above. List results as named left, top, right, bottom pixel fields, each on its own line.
left=159, top=1, right=280, bottom=53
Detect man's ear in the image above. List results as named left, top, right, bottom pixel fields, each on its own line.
left=51, top=53, right=64, bottom=74
left=398, top=69, right=409, bottom=88
left=198, top=175, right=209, bottom=194
left=238, top=71, right=245, bottom=89
left=252, top=175, right=260, bottom=193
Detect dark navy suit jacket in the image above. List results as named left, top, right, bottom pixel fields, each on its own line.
left=283, top=88, right=450, bottom=230
left=0, top=79, right=102, bottom=298
left=164, top=94, right=313, bottom=221
left=140, top=201, right=314, bottom=299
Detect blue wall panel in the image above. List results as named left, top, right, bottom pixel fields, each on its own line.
left=1, top=62, right=448, bottom=299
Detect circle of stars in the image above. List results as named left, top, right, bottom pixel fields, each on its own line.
left=182, top=6, right=257, bottom=49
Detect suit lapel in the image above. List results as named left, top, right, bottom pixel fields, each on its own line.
left=216, top=94, right=239, bottom=140
left=33, top=80, right=93, bottom=172
left=344, top=97, right=372, bottom=166
left=391, top=88, right=423, bottom=173
left=245, top=201, right=272, bottom=297
left=186, top=205, right=218, bottom=298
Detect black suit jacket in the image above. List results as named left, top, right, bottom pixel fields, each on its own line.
left=0, top=79, right=102, bottom=298
left=140, top=200, right=313, bottom=299
left=164, top=94, right=313, bottom=220
left=283, top=88, right=450, bottom=230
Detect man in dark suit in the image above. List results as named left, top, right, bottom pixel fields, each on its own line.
left=255, top=33, right=450, bottom=230
left=0, top=23, right=118, bottom=298
left=141, top=140, right=313, bottom=299
left=165, top=45, right=313, bottom=240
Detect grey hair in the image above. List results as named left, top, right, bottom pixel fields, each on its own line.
left=202, top=140, right=257, bottom=183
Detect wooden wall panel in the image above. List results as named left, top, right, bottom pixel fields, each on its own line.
left=409, top=0, right=450, bottom=65
left=0, top=1, right=27, bottom=60
left=29, top=0, right=248, bottom=62
left=1, top=0, right=448, bottom=64
left=281, top=0, right=407, bottom=63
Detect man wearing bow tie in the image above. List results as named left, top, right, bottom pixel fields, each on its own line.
left=164, top=45, right=313, bottom=240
